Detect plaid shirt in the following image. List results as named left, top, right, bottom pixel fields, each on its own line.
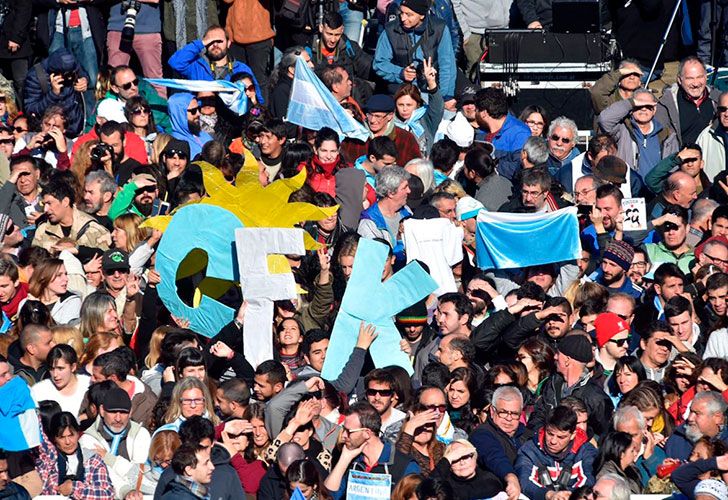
left=35, top=425, right=115, bottom=500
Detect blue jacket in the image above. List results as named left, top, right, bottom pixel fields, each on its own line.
left=555, top=155, right=647, bottom=197
left=515, top=428, right=597, bottom=500
left=470, top=420, right=529, bottom=478
left=632, top=117, right=666, bottom=178
left=666, top=424, right=728, bottom=461
left=360, top=202, right=411, bottom=264
left=168, top=39, right=264, bottom=103
left=168, top=92, right=213, bottom=160
left=546, top=148, right=582, bottom=178
left=387, top=0, right=462, bottom=57
left=476, top=114, right=531, bottom=180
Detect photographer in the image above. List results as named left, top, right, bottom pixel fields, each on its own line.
left=23, top=49, right=88, bottom=137
left=107, top=0, right=164, bottom=95
left=16, top=106, right=71, bottom=171
left=96, top=120, right=144, bottom=186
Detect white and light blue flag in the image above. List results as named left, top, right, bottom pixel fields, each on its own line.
left=286, top=56, right=370, bottom=141
left=146, top=78, right=249, bottom=115
left=475, top=206, right=582, bottom=269
left=0, top=377, right=40, bottom=451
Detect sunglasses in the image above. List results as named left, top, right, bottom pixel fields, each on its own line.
left=633, top=104, right=656, bottom=111
left=165, top=150, right=188, bottom=160
left=131, top=107, right=150, bottom=116
left=187, top=107, right=200, bottom=115
left=718, top=106, right=728, bottom=114
left=366, top=388, right=394, bottom=398
left=450, top=453, right=475, bottom=465
left=198, top=97, right=217, bottom=107
left=0, top=138, right=15, bottom=145
left=136, top=185, right=157, bottom=193
left=550, top=134, right=571, bottom=144
left=245, top=84, right=256, bottom=93
left=622, top=72, right=642, bottom=79
left=13, top=126, right=26, bottom=133
left=119, top=78, right=139, bottom=91
left=608, top=337, right=630, bottom=347
left=423, top=404, right=447, bottom=412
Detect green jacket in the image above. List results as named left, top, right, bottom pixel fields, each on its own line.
left=85, top=79, right=171, bottom=133
left=645, top=242, right=694, bottom=275
left=108, top=181, right=143, bottom=221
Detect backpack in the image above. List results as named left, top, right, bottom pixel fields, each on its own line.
left=276, top=0, right=315, bottom=32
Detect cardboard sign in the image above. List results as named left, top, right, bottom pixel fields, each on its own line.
left=622, top=198, right=647, bottom=231
left=346, top=470, right=392, bottom=500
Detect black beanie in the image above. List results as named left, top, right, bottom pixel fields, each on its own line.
left=558, top=335, right=593, bottom=364
left=401, top=0, right=430, bottom=16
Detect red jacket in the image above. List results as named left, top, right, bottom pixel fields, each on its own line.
left=298, top=155, right=350, bottom=197
left=71, top=129, right=149, bottom=165
left=214, top=422, right=267, bottom=495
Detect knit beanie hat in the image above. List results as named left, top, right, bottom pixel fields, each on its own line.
left=401, top=0, right=430, bottom=16
left=396, top=299, right=428, bottom=326
left=558, top=335, right=593, bottom=363
left=694, top=479, right=728, bottom=500
left=594, top=312, right=630, bottom=348
left=603, top=239, right=635, bottom=271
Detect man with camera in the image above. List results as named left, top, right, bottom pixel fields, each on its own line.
left=18, top=106, right=72, bottom=171
left=23, top=49, right=87, bottom=137
left=107, top=0, right=164, bottom=96
left=95, top=121, right=144, bottom=186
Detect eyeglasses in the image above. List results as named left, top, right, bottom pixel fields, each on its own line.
left=703, top=253, right=728, bottom=266
left=181, top=397, right=205, bottom=407
left=103, top=268, right=130, bottom=276
left=366, top=112, right=390, bottom=121
left=718, top=106, right=728, bottom=114
left=450, top=453, right=475, bottom=465
left=136, top=185, right=157, bottom=193
left=526, top=119, right=544, bottom=127
left=187, top=107, right=200, bottom=115
left=608, top=337, right=631, bottom=347
left=198, top=97, right=217, bottom=108
left=341, top=427, right=367, bottom=436
left=549, top=134, right=571, bottom=144
left=493, top=407, right=521, bottom=420
left=575, top=187, right=596, bottom=197
left=131, top=107, right=150, bottom=116
left=119, top=78, right=139, bottom=91
left=622, top=72, right=642, bottom=79
left=366, top=388, right=394, bottom=398
left=633, top=104, right=656, bottom=111
left=0, top=138, right=15, bottom=145
left=13, top=126, right=27, bottom=133
left=245, top=84, right=256, bottom=93
left=521, top=188, right=544, bottom=198
left=153, top=458, right=172, bottom=468
left=423, top=404, right=447, bottom=412
left=630, top=261, right=647, bottom=269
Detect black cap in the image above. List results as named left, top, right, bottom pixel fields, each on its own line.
left=162, top=138, right=190, bottom=159
left=365, top=94, right=395, bottom=113
left=102, top=387, right=132, bottom=413
left=558, top=335, right=593, bottom=364
left=102, top=249, right=130, bottom=273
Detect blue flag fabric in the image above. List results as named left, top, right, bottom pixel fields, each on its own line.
left=291, top=487, right=307, bottom=500
left=475, top=207, right=582, bottom=269
left=0, top=377, right=40, bottom=451
left=286, top=57, right=371, bottom=142
left=147, top=79, right=250, bottom=115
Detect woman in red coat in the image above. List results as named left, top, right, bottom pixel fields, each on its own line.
left=298, top=127, right=349, bottom=197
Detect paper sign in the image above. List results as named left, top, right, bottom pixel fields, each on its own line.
left=403, top=218, right=463, bottom=296
left=346, top=470, right=392, bottom=500
left=622, top=197, right=647, bottom=231
left=321, top=239, right=438, bottom=379
left=235, top=228, right=305, bottom=367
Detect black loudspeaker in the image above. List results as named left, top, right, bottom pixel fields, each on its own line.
left=552, top=0, right=601, bottom=33
left=485, top=31, right=606, bottom=64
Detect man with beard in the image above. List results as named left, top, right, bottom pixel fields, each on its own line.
left=169, top=25, right=261, bottom=91
left=464, top=273, right=504, bottom=328
left=81, top=171, right=117, bottom=231
left=168, top=93, right=214, bottom=160
left=592, top=240, right=642, bottom=298
left=665, top=391, right=728, bottom=460
left=108, top=169, right=160, bottom=220
left=646, top=205, right=695, bottom=275
left=640, top=322, right=680, bottom=383
left=628, top=249, right=651, bottom=288
left=0, top=155, right=42, bottom=230
left=581, top=184, right=632, bottom=256
left=99, top=249, right=141, bottom=333
left=396, top=299, right=436, bottom=361
left=32, top=178, right=110, bottom=255
left=97, top=120, right=143, bottom=186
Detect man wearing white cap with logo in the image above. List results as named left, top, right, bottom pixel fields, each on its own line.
left=457, top=196, right=485, bottom=267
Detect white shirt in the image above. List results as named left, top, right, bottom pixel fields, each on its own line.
left=31, top=374, right=91, bottom=418
left=403, top=218, right=464, bottom=296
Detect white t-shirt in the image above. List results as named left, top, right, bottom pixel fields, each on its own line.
left=32, top=374, right=91, bottom=418
left=403, top=218, right=464, bottom=296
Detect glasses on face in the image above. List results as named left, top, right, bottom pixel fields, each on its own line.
left=13, top=126, right=26, bottom=133
left=153, top=458, right=172, bottom=468
left=633, top=104, right=656, bottom=112
left=181, top=397, right=205, bottom=407
left=187, top=107, right=200, bottom=115
left=366, top=112, right=390, bottom=121
left=103, top=268, right=129, bottom=276
left=119, top=78, right=139, bottom=91
left=718, top=106, right=728, bottom=114
left=526, top=119, right=544, bottom=127
left=245, top=84, right=256, bottom=93
left=450, top=453, right=475, bottom=465
left=493, top=407, right=521, bottom=420
left=622, top=72, right=642, bottom=79
left=423, top=404, right=447, bottom=412
left=366, top=388, right=394, bottom=398
left=131, top=107, right=150, bottom=116
left=342, top=427, right=367, bottom=436
left=630, top=261, right=647, bottom=269
left=549, top=134, right=571, bottom=144
left=0, top=138, right=14, bottom=146
left=703, top=253, right=728, bottom=266
left=575, top=187, right=596, bottom=198
left=165, top=150, right=188, bottom=160
left=198, top=97, right=216, bottom=108
left=608, top=336, right=631, bottom=347
left=522, top=188, right=544, bottom=198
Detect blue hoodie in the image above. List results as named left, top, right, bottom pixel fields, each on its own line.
left=631, top=117, right=665, bottom=178
left=168, top=93, right=213, bottom=160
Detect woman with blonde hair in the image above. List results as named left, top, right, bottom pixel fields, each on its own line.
left=28, top=258, right=81, bottom=326
left=0, top=88, right=19, bottom=125
left=144, top=326, right=171, bottom=370
left=79, top=292, right=120, bottom=339
left=140, top=430, right=181, bottom=494
left=112, top=214, right=158, bottom=274
left=70, top=140, right=99, bottom=178
left=155, top=377, right=219, bottom=434
left=432, top=178, right=467, bottom=199
left=51, top=325, right=84, bottom=358
left=150, top=133, right=172, bottom=165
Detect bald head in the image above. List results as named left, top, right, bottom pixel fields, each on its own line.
left=664, top=171, right=698, bottom=208
left=277, top=442, right=305, bottom=473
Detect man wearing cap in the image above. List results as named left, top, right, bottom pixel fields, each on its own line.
left=397, top=299, right=437, bottom=362
left=591, top=240, right=643, bottom=299
left=108, top=167, right=162, bottom=221
left=691, top=478, right=728, bottom=500
left=594, top=313, right=631, bottom=376
left=23, top=48, right=88, bottom=137
left=99, top=249, right=142, bottom=335
left=456, top=196, right=484, bottom=262
left=79, top=387, right=151, bottom=499
left=373, top=0, right=456, bottom=103
left=529, top=334, right=615, bottom=437
left=590, top=59, right=645, bottom=114
left=598, top=88, right=679, bottom=179
left=645, top=144, right=710, bottom=199
left=341, top=94, right=422, bottom=167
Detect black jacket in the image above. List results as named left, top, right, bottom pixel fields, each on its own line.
left=311, top=36, right=372, bottom=82
left=0, top=482, right=30, bottom=500
left=528, top=372, right=614, bottom=438
left=431, top=457, right=503, bottom=500
left=159, top=478, right=202, bottom=500
left=0, top=0, right=32, bottom=59
left=257, top=464, right=287, bottom=500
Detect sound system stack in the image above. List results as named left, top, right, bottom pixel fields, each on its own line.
left=480, top=1, right=614, bottom=130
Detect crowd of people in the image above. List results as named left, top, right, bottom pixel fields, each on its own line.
left=0, top=0, right=727, bottom=500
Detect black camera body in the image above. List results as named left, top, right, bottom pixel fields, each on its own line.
left=90, top=143, right=114, bottom=162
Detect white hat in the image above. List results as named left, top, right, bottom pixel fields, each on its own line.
left=456, top=196, right=485, bottom=221
left=694, top=479, right=728, bottom=500
left=446, top=112, right=475, bottom=149
left=97, top=98, right=128, bottom=124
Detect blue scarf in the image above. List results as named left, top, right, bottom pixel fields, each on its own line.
left=395, top=106, right=427, bottom=138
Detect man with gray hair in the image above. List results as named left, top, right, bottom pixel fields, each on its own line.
left=81, top=170, right=117, bottom=231
left=612, top=405, right=666, bottom=482
left=358, top=166, right=411, bottom=250
left=666, top=391, right=728, bottom=461
left=520, top=136, right=549, bottom=169
left=470, top=385, right=529, bottom=500
left=599, top=87, right=680, bottom=178
left=687, top=198, right=719, bottom=248
left=593, top=472, right=631, bottom=500
left=590, top=58, right=644, bottom=114
left=545, top=116, right=580, bottom=176
left=257, top=442, right=306, bottom=498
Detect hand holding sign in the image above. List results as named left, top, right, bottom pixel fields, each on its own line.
left=621, top=198, right=647, bottom=231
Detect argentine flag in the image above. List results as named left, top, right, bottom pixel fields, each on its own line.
left=147, top=79, right=250, bottom=115
left=476, top=207, right=582, bottom=270
left=0, top=377, right=41, bottom=451
left=286, top=57, right=370, bottom=142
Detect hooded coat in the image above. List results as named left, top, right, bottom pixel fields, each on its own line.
left=168, top=93, right=213, bottom=160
